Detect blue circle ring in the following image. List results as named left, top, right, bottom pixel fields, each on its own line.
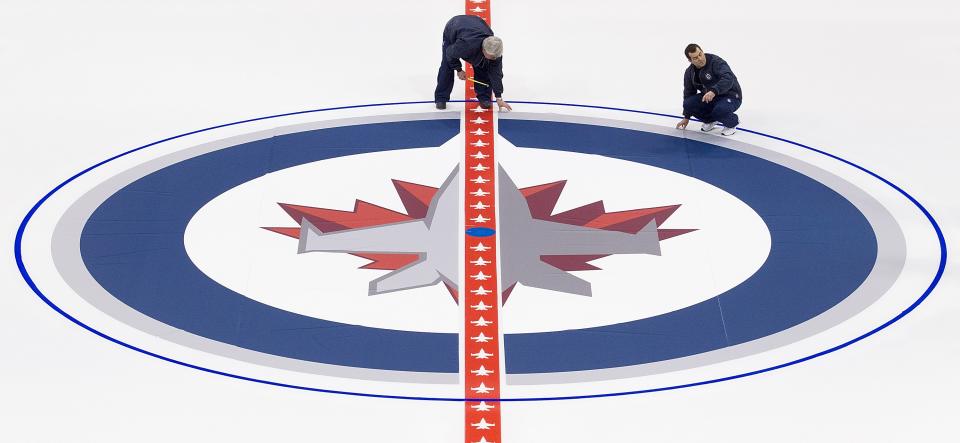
left=15, top=100, right=948, bottom=401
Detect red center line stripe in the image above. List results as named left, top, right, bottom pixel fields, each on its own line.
left=463, top=3, right=500, bottom=443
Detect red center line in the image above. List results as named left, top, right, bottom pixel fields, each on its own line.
left=463, top=3, right=500, bottom=443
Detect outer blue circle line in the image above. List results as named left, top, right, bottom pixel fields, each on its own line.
left=15, top=100, right=946, bottom=402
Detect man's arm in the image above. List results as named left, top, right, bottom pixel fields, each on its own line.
left=683, top=67, right=697, bottom=99
left=444, top=40, right=468, bottom=71
left=489, top=59, right=504, bottom=98
left=682, top=67, right=696, bottom=119
left=709, top=57, right=736, bottom=96
left=678, top=67, right=694, bottom=127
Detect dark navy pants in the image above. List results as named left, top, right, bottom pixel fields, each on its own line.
left=683, top=94, right=741, bottom=127
left=434, top=49, right=493, bottom=103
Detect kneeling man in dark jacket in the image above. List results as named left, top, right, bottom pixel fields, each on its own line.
left=675, top=43, right=742, bottom=136
left=434, top=15, right=511, bottom=111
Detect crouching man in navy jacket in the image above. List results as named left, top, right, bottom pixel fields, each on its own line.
left=676, top=44, right=742, bottom=136
left=434, top=15, right=511, bottom=112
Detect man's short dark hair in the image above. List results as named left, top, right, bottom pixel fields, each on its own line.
left=684, top=43, right=702, bottom=60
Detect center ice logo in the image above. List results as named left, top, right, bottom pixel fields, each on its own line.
left=25, top=105, right=928, bottom=400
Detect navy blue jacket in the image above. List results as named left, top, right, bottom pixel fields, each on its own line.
left=442, top=15, right=504, bottom=98
left=683, top=54, right=742, bottom=103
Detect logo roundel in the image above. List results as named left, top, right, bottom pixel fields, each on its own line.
left=19, top=102, right=944, bottom=400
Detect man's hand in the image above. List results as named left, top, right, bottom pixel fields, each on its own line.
left=702, top=91, right=716, bottom=103
left=457, top=70, right=467, bottom=81
left=676, top=118, right=689, bottom=130
left=496, top=98, right=512, bottom=112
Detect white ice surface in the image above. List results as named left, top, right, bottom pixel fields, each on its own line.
left=2, top=1, right=958, bottom=442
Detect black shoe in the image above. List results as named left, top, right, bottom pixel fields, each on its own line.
left=435, top=101, right=447, bottom=110
left=478, top=101, right=492, bottom=109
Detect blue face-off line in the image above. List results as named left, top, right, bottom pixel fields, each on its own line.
left=14, top=100, right=948, bottom=402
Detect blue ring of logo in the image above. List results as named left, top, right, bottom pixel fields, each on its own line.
left=81, top=117, right=876, bottom=373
